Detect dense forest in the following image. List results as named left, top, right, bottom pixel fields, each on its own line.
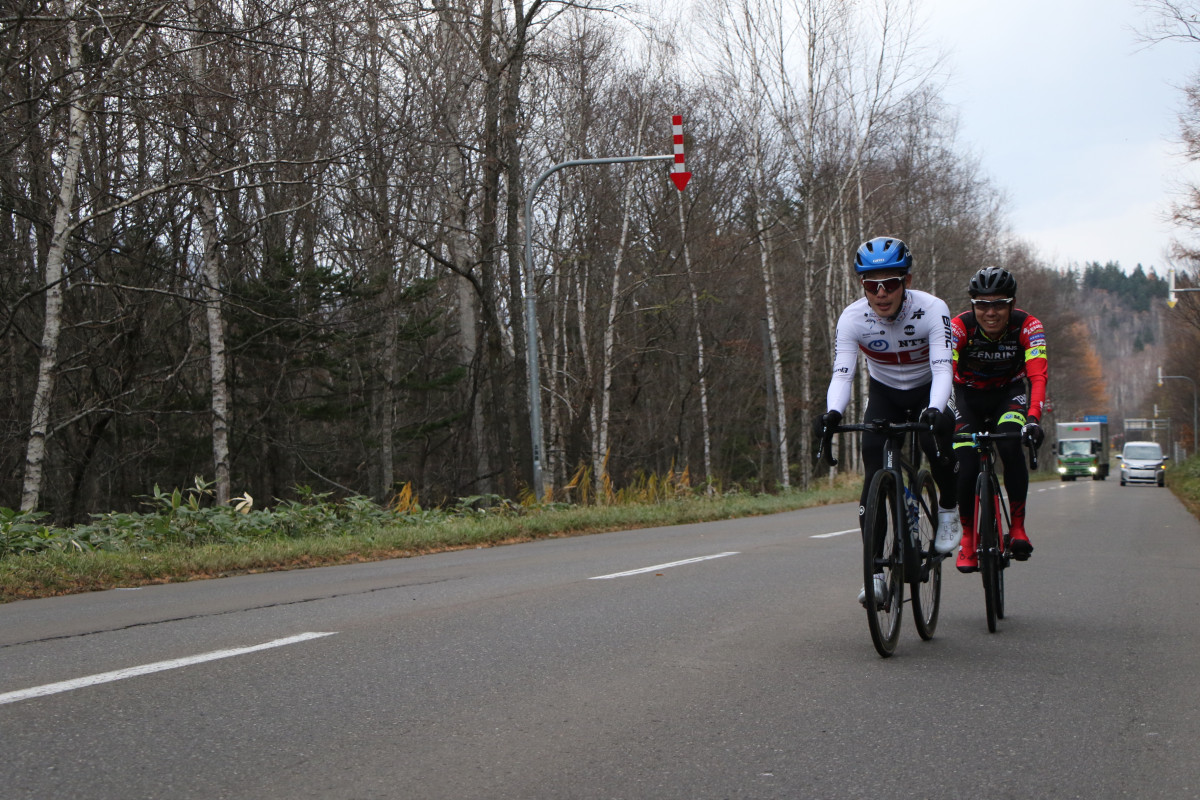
left=0, top=0, right=1191, bottom=523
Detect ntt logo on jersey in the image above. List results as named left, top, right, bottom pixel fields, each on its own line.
left=868, top=340, right=889, bottom=351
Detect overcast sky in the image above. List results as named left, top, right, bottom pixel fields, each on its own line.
left=918, top=0, right=1200, bottom=273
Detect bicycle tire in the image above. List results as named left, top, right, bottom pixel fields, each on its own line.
left=910, top=469, right=941, bottom=640
left=863, top=469, right=903, bottom=657
left=975, top=471, right=1000, bottom=633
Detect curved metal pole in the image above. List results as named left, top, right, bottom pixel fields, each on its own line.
left=524, top=154, right=674, bottom=500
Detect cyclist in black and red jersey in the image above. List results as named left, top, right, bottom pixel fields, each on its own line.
left=950, top=266, right=1048, bottom=572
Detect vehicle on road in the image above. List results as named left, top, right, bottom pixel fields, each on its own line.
left=1056, top=420, right=1109, bottom=481
left=1120, top=441, right=1167, bottom=487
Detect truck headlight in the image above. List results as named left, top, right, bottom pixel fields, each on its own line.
left=1088, top=466, right=1098, bottom=474
left=1057, top=466, right=1067, bottom=474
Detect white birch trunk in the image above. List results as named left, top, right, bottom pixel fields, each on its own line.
left=753, top=144, right=790, bottom=490
left=20, top=13, right=85, bottom=512
left=186, top=0, right=231, bottom=505
left=595, top=196, right=632, bottom=499
left=576, top=266, right=596, bottom=491
left=548, top=267, right=565, bottom=490
left=799, top=228, right=815, bottom=488
left=197, top=194, right=231, bottom=505
left=594, top=114, right=649, bottom=498
left=757, top=208, right=789, bottom=490
left=678, top=193, right=713, bottom=491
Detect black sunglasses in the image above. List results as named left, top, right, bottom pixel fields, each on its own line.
left=861, top=276, right=905, bottom=294
left=971, top=298, right=1014, bottom=311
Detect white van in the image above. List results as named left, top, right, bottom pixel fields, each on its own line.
left=1120, top=441, right=1167, bottom=487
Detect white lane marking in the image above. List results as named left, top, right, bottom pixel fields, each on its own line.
left=590, top=552, right=739, bottom=580
left=0, top=631, right=336, bottom=706
left=812, top=528, right=859, bottom=539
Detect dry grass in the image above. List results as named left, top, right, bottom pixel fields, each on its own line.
left=1, top=475, right=862, bottom=602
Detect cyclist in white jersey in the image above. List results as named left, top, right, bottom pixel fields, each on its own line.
left=813, top=236, right=961, bottom=605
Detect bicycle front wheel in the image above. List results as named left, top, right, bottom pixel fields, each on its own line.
left=975, top=471, right=1001, bottom=633
left=863, top=469, right=904, bottom=657
left=910, top=469, right=941, bottom=640
left=993, top=474, right=1007, bottom=621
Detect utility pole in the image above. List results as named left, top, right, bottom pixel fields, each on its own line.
left=523, top=118, right=692, bottom=500
left=1158, top=366, right=1198, bottom=456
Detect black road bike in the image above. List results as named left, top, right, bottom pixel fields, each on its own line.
left=953, top=429, right=1039, bottom=633
left=818, top=417, right=946, bottom=657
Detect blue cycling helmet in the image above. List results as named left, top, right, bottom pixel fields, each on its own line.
left=854, top=236, right=912, bottom=274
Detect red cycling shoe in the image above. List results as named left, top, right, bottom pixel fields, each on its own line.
left=956, top=520, right=978, bottom=573
left=1009, top=521, right=1033, bottom=561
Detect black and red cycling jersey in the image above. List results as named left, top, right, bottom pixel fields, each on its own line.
left=950, top=308, right=1048, bottom=421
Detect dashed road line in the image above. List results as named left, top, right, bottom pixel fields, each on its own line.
left=590, top=552, right=739, bottom=580
left=0, top=631, right=336, bottom=706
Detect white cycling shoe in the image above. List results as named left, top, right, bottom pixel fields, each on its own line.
left=935, top=510, right=963, bottom=554
left=857, top=572, right=888, bottom=608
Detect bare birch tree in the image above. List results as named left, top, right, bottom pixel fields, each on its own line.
left=699, top=0, right=794, bottom=488
left=20, top=1, right=169, bottom=511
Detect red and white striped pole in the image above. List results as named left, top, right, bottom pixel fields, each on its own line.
left=670, top=115, right=691, bottom=191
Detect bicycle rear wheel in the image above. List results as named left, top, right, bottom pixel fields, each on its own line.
left=863, top=469, right=903, bottom=656
left=910, top=469, right=941, bottom=640
left=975, top=471, right=1001, bottom=633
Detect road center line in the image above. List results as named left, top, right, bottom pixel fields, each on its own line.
left=812, top=528, right=859, bottom=539
left=590, top=552, right=739, bottom=580
left=0, top=631, right=336, bottom=706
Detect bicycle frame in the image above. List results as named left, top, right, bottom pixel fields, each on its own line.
left=871, top=421, right=938, bottom=585
left=954, top=429, right=1038, bottom=632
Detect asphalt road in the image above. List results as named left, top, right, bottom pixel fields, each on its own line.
left=2, top=478, right=1198, bottom=799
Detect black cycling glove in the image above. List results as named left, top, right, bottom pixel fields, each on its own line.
left=813, top=410, right=842, bottom=467
left=1022, top=420, right=1044, bottom=448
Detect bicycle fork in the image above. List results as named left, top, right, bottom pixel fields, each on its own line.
left=974, top=476, right=1010, bottom=566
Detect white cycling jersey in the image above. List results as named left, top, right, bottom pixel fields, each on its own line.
left=826, top=288, right=953, bottom=415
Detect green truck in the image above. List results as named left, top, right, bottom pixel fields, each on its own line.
left=1056, top=420, right=1110, bottom=481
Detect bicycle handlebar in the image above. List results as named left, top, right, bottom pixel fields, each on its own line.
left=836, top=420, right=932, bottom=435
left=815, top=419, right=934, bottom=468
left=953, top=429, right=1040, bottom=471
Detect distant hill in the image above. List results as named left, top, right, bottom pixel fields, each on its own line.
left=1071, top=262, right=1169, bottom=427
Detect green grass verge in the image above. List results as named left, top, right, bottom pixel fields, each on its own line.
left=1167, top=453, right=1200, bottom=521
left=1, top=477, right=860, bottom=602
